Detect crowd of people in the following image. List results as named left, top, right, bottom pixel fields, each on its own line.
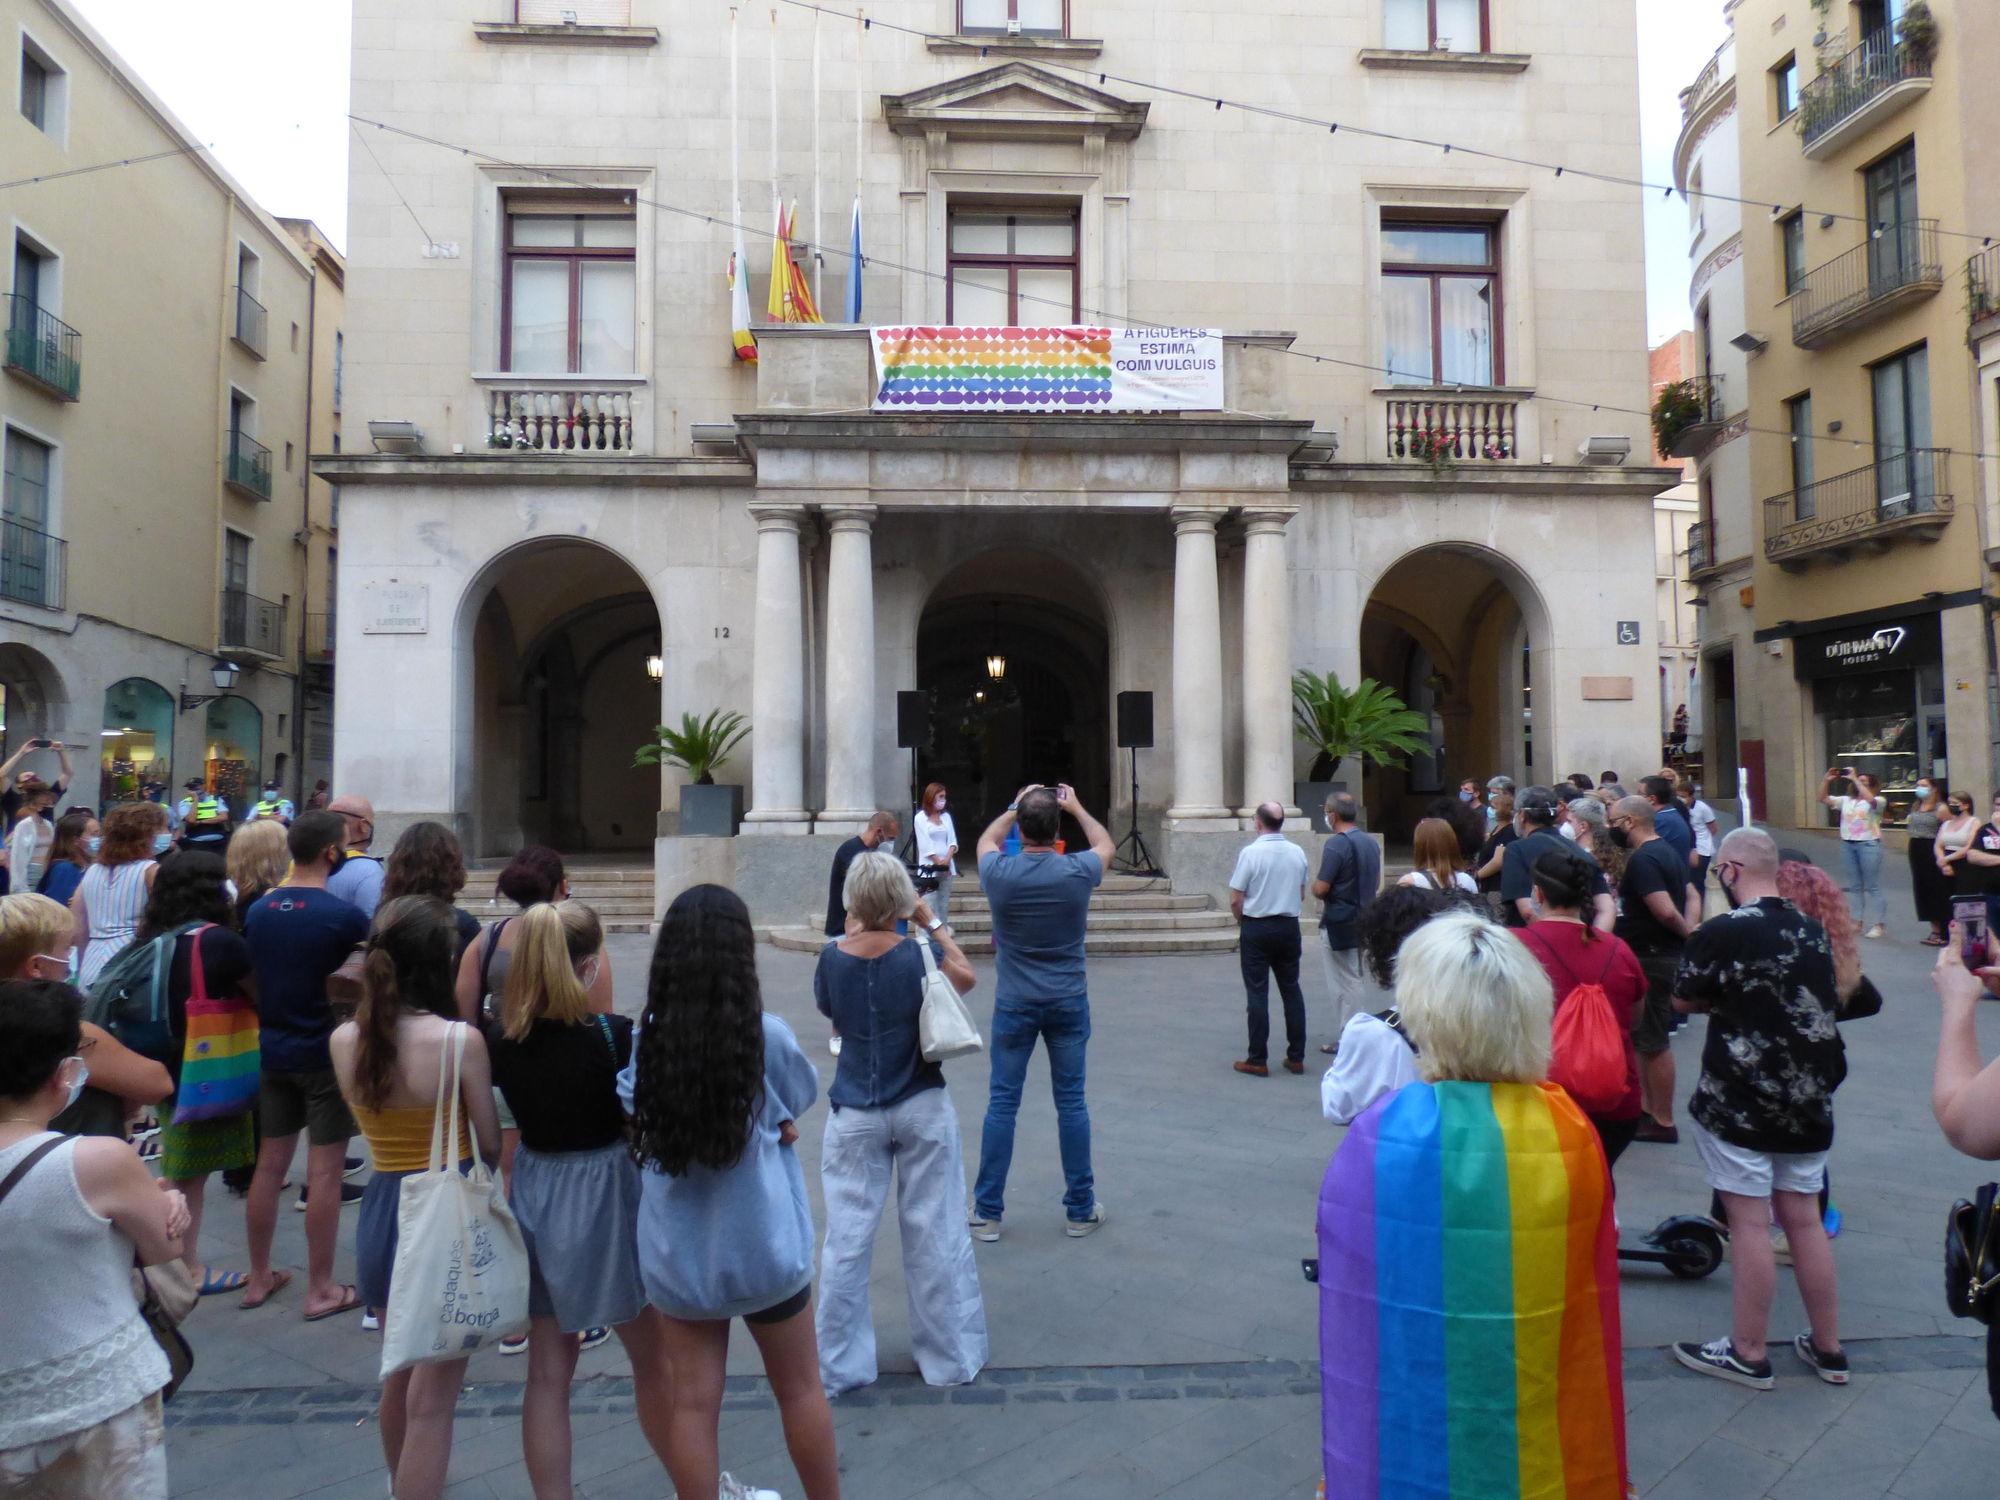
left=10, top=740, right=2000, bottom=1498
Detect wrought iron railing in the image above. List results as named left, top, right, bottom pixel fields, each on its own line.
left=1660, top=374, right=1726, bottom=457
left=225, top=432, right=273, bottom=499
left=1763, top=448, right=1952, bottom=562
left=1798, top=33, right=1932, bottom=151
left=1969, top=245, right=2000, bottom=327
left=3, top=296, right=80, bottom=400
left=1385, top=397, right=1517, bottom=462
left=232, top=284, right=267, bottom=357
left=0, top=518, right=65, bottom=610
left=1790, top=219, right=1941, bottom=345
left=1686, top=520, right=1714, bottom=575
left=219, top=589, right=286, bottom=657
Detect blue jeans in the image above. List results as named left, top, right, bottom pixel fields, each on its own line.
left=972, top=993, right=1093, bottom=1223
left=1842, top=838, right=1885, bottom=927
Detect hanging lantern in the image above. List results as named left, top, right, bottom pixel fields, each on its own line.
left=986, top=601, right=1006, bottom=680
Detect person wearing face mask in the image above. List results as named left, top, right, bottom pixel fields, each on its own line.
left=1905, top=779, right=1951, bottom=946
left=70, top=802, right=172, bottom=989
left=914, top=783, right=959, bottom=932
left=35, top=809, right=97, bottom=909
left=324, top=793, right=385, bottom=919
left=1608, top=797, right=1704, bottom=1146
left=482, top=901, right=675, bottom=1490
left=0, top=980, right=189, bottom=1500
left=1936, top=792, right=1981, bottom=900
left=0, top=892, right=171, bottom=1139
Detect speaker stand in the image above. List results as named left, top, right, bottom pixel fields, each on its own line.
left=1112, top=745, right=1164, bottom=878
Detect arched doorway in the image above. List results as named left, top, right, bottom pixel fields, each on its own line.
left=1360, top=546, right=1545, bottom=842
left=101, top=678, right=175, bottom=806
left=915, top=550, right=1110, bottom=846
left=0, top=641, right=67, bottom=752
left=465, top=539, right=661, bottom=858
left=204, top=695, right=262, bottom=818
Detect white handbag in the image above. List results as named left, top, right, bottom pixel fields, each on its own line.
left=916, top=929, right=984, bottom=1062
left=380, top=1023, right=531, bottom=1378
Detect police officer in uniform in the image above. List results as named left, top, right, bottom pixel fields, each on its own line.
left=248, top=780, right=295, bottom=825
left=180, top=790, right=233, bottom=854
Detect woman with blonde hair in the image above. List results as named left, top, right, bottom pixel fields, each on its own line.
left=485, top=901, right=673, bottom=1497
left=330, top=896, right=501, bottom=1500
left=813, top=849, right=986, bottom=1398
left=226, top=818, right=291, bottom=923
left=1317, top=910, right=1628, bottom=1498
left=71, top=802, right=170, bottom=987
left=1396, top=817, right=1476, bottom=896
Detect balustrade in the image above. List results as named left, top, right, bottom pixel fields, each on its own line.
left=487, top=387, right=635, bottom=452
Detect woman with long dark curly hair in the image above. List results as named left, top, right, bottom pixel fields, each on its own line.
left=330, top=896, right=500, bottom=1500
left=380, top=821, right=479, bottom=961
left=619, top=883, right=835, bottom=1500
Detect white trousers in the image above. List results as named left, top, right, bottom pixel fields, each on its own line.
left=816, top=1086, right=988, bottom=1396
left=1318, top=932, right=1371, bottom=1034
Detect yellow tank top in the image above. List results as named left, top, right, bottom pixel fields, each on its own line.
left=349, top=1102, right=472, bottom=1174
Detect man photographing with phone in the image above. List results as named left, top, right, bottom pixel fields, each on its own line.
left=0, top=738, right=71, bottom=831
left=969, top=782, right=1114, bottom=1243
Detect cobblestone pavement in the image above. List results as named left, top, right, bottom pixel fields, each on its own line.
left=163, top=826, right=2000, bottom=1497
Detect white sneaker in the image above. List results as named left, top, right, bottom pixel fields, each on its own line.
left=719, top=1475, right=781, bottom=1500
left=1864, top=924, right=1886, bottom=940
left=360, top=1309, right=380, bottom=1333
left=1066, top=1202, right=1108, bottom=1238
left=968, top=1212, right=1001, bottom=1243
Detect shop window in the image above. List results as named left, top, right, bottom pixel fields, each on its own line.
left=959, top=0, right=1066, bottom=37
left=1803, top=612, right=1943, bottom=826
left=1384, top=0, right=1488, bottom=51
left=503, top=205, right=637, bottom=373
left=1382, top=220, right=1501, bottom=386
left=947, top=210, right=1078, bottom=325
left=100, top=678, right=174, bottom=807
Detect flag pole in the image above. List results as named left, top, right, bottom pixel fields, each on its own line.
left=812, top=6, right=823, bottom=313
left=847, top=7, right=865, bottom=324
left=769, top=6, right=782, bottom=266
left=730, top=7, right=742, bottom=255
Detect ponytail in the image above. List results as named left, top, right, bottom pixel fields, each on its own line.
left=352, top=947, right=404, bottom=1111
left=350, top=895, right=463, bottom=1109
left=502, top=901, right=599, bottom=1040
left=1530, top=847, right=1598, bottom=940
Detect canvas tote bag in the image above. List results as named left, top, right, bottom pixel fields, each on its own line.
left=380, top=1023, right=530, bottom=1378
left=916, top=930, right=983, bottom=1062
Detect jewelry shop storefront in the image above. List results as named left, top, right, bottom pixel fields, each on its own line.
left=1798, top=612, right=1945, bottom=827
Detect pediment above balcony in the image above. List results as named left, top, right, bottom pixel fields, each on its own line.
left=882, top=62, right=1149, bottom=143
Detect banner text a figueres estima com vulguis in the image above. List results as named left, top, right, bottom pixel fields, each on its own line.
left=869, top=326, right=1224, bottom=413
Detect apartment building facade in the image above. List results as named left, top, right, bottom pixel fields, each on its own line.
left=3, top=0, right=336, bottom=815
left=1678, top=0, right=1986, bottom=831
left=1648, top=331, right=1703, bottom=778
left=328, top=0, right=1676, bottom=922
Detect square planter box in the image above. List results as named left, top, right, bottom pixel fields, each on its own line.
left=679, top=783, right=743, bottom=837
left=1295, top=780, right=1351, bottom=833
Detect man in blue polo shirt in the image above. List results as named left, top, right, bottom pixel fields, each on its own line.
left=969, top=782, right=1114, bottom=1243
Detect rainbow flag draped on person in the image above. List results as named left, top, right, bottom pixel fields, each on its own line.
left=1318, top=1080, right=1627, bottom=1500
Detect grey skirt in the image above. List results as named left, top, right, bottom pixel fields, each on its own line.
left=510, top=1141, right=646, bottom=1333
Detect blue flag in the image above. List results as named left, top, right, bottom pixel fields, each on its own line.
left=843, top=196, right=864, bottom=324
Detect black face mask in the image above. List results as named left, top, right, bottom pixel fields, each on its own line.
left=1607, top=826, right=1631, bottom=850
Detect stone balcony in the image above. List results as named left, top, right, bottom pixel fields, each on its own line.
left=478, top=375, right=644, bottom=453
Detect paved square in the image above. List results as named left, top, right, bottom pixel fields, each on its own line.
left=163, top=828, right=2000, bottom=1497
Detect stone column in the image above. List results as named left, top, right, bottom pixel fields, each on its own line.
left=741, top=504, right=811, bottom=833
left=1238, top=507, right=1298, bottom=824
left=818, top=503, right=878, bottom=832
left=1167, top=506, right=1234, bottom=826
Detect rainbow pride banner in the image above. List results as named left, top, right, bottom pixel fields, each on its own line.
left=1317, top=1080, right=1627, bottom=1500
left=870, top=326, right=1223, bottom=412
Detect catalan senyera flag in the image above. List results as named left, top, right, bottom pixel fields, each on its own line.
left=728, top=225, right=757, bottom=363
left=1317, top=1080, right=1628, bottom=1500
left=765, top=201, right=823, bottom=325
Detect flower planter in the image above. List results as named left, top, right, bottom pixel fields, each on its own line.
left=679, top=782, right=743, bottom=838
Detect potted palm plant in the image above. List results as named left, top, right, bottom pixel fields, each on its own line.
left=1291, top=670, right=1432, bottom=830
left=635, top=709, right=751, bottom=837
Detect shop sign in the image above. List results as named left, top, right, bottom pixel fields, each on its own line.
left=361, top=584, right=428, bottom=635
left=1792, top=614, right=1940, bottom=679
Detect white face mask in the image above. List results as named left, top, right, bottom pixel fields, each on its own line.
left=57, top=1055, right=87, bottom=1112
left=34, top=951, right=76, bottom=983
left=1916, top=784, right=1932, bottom=797
left=1559, top=822, right=1578, bottom=841
left=577, top=957, right=601, bottom=991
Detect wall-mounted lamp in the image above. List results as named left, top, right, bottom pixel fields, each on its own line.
left=645, top=653, right=664, bottom=682
left=985, top=602, right=1007, bottom=681
left=179, top=660, right=240, bottom=712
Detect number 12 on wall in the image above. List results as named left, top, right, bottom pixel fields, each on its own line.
left=713, top=627, right=730, bottom=638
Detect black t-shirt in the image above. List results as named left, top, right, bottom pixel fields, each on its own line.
left=1500, top=828, right=1608, bottom=924
left=1615, top=838, right=1690, bottom=955
left=1477, top=825, right=1520, bottom=894
left=165, top=925, right=256, bottom=1085
left=1970, top=823, right=2000, bottom=894
left=486, top=1013, right=633, bottom=1153
left=1, top=778, right=66, bottom=828
left=824, top=835, right=868, bottom=937
left=1674, top=898, right=1846, bottom=1153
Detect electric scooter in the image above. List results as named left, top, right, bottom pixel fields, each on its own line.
left=1615, top=1215, right=1725, bottom=1278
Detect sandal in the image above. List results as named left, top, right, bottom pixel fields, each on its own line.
left=303, top=1285, right=364, bottom=1322
left=238, top=1269, right=292, bottom=1309
left=1922, top=934, right=1948, bottom=946
left=198, top=1267, right=251, bottom=1296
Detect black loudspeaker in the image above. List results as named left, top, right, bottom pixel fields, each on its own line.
left=897, top=690, right=932, bottom=750
left=1116, top=691, right=1154, bottom=749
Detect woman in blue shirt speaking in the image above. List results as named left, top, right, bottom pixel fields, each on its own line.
left=620, top=883, right=836, bottom=1500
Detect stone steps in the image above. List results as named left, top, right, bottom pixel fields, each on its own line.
left=459, top=864, right=656, bottom=934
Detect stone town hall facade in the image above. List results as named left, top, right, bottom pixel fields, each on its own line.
left=326, top=0, right=1675, bottom=923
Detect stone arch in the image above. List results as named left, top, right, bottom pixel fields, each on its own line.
left=0, top=641, right=69, bottom=745
left=452, top=535, right=663, bottom=858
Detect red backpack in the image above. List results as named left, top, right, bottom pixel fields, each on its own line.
left=1524, top=931, right=1629, bottom=1116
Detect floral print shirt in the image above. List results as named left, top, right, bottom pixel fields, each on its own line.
left=1837, top=795, right=1884, bottom=842
left=1674, top=898, right=1846, bottom=1154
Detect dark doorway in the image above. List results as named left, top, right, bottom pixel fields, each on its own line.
left=914, top=561, right=1109, bottom=853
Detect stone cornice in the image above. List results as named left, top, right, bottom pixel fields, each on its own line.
left=472, top=21, right=659, bottom=46
left=1691, top=232, right=1743, bottom=305
left=925, top=35, right=1104, bottom=60
left=310, top=455, right=753, bottom=487
left=1289, top=462, right=1686, bottom=499
left=881, top=61, right=1149, bottom=142
left=732, top=412, right=1314, bottom=456
left=1674, top=81, right=1736, bottom=193
left=1356, top=49, right=1530, bottom=75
